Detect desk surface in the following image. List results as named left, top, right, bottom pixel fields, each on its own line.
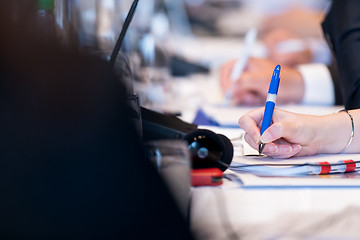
left=188, top=106, right=360, bottom=239
left=191, top=184, right=360, bottom=240
left=188, top=108, right=360, bottom=240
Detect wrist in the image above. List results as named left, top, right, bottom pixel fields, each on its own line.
left=317, top=112, right=354, bottom=154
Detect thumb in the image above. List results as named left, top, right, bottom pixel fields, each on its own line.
left=260, top=121, right=299, bottom=143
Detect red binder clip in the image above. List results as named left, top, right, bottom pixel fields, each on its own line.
left=191, top=168, right=223, bottom=186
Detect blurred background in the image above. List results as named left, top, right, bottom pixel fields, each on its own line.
left=43, top=0, right=332, bottom=117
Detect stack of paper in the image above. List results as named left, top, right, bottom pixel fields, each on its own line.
left=225, top=153, right=360, bottom=188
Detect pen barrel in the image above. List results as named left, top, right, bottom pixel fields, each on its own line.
left=260, top=65, right=280, bottom=136
left=260, top=100, right=275, bottom=135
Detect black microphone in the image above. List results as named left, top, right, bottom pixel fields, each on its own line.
left=109, top=0, right=139, bottom=67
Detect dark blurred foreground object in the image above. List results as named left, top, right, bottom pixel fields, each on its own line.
left=322, top=0, right=360, bottom=110
left=0, top=1, right=193, bottom=239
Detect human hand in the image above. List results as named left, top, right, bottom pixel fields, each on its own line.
left=220, top=57, right=305, bottom=105
left=219, top=58, right=237, bottom=92
left=238, top=108, right=353, bottom=158
left=262, top=29, right=313, bottom=67
left=260, top=8, right=325, bottom=38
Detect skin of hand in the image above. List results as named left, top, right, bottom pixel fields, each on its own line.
left=220, top=57, right=305, bottom=105
left=260, top=8, right=325, bottom=39
left=238, top=108, right=359, bottom=158
left=262, top=29, right=313, bottom=67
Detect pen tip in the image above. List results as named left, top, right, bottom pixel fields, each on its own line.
left=258, top=143, right=265, bottom=155
left=275, top=65, right=281, bottom=70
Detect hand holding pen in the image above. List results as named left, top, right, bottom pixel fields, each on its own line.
left=231, top=59, right=360, bottom=157
left=238, top=65, right=305, bottom=158
left=238, top=105, right=360, bottom=158
left=222, top=28, right=257, bottom=105
left=238, top=107, right=306, bottom=158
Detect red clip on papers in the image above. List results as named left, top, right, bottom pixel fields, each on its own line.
left=344, top=160, right=357, bottom=172
left=318, top=161, right=331, bottom=174
left=191, top=168, right=223, bottom=186
left=317, top=160, right=357, bottom=174
left=230, top=159, right=360, bottom=177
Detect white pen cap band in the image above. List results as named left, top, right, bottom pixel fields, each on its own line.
left=266, top=93, right=277, bottom=103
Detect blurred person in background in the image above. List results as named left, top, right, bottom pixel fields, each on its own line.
left=219, top=0, right=342, bottom=107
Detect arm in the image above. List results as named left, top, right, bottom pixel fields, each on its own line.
left=220, top=57, right=341, bottom=106
left=238, top=108, right=360, bottom=158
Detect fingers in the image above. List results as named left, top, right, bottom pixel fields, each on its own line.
left=262, top=143, right=302, bottom=158
left=259, top=122, right=283, bottom=143
left=220, top=59, right=237, bottom=90
left=260, top=119, right=301, bottom=144
left=231, top=70, right=269, bottom=105
left=221, top=57, right=277, bottom=105
left=238, top=108, right=265, bottom=144
left=244, top=132, right=259, bottom=150
left=245, top=132, right=302, bottom=158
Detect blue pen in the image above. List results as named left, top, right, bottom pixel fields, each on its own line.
left=259, top=65, right=281, bottom=154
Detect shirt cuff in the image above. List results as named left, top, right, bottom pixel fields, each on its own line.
left=297, top=63, right=335, bottom=105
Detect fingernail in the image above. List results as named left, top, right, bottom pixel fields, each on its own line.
left=260, top=132, right=272, bottom=143
left=279, top=145, right=293, bottom=154
left=268, top=145, right=278, bottom=153
left=293, top=144, right=302, bottom=152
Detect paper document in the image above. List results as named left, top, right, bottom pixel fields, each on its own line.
left=225, top=153, right=360, bottom=187
left=231, top=155, right=360, bottom=176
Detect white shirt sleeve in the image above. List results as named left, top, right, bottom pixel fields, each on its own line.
left=297, top=63, right=335, bottom=105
